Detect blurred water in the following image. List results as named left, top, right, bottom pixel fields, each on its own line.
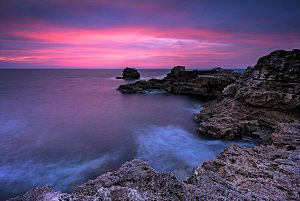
left=0, top=69, right=251, bottom=200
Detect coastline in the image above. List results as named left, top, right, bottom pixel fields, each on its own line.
left=9, top=50, right=300, bottom=200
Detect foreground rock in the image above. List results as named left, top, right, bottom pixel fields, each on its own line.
left=118, top=66, right=240, bottom=97
left=11, top=148, right=299, bottom=200
left=198, top=144, right=300, bottom=200
left=116, top=67, right=140, bottom=79
left=10, top=160, right=266, bottom=201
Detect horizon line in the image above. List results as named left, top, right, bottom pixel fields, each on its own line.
left=0, top=66, right=248, bottom=70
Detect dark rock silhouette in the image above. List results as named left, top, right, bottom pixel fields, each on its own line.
left=116, top=67, right=140, bottom=79
left=118, top=66, right=240, bottom=97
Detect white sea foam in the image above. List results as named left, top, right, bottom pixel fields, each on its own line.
left=184, top=103, right=202, bottom=114
left=136, top=125, right=253, bottom=179
left=144, top=90, right=163, bottom=94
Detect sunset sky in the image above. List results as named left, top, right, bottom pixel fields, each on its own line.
left=0, top=0, right=299, bottom=68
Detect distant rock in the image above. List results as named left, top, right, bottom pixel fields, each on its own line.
left=167, top=65, right=186, bottom=78
left=118, top=66, right=240, bottom=97
left=116, top=67, right=140, bottom=80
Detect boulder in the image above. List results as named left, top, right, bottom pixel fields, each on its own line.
left=166, top=66, right=186, bottom=78
left=116, top=67, right=140, bottom=79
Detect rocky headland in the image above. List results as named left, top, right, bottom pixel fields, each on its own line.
left=116, top=67, right=140, bottom=80
left=10, top=50, right=300, bottom=201
left=118, top=66, right=240, bottom=97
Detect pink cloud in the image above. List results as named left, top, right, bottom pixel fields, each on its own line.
left=1, top=20, right=299, bottom=68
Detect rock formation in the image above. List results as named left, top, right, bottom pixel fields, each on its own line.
left=194, top=49, right=300, bottom=200
left=116, top=67, right=140, bottom=79
left=10, top=160, right=266, bottom=201
left=196, top=49, right=300, bottom=143
left=118, top=66, right=240, bottom=97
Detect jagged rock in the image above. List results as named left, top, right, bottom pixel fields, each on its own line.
left=11, top=160, right=267, bottom=201
left=8, top=185, right=61, bottom=201
left=201, top=144, right=300, bottom=200
left=195, top=97, right=300, bottom=144
left=196, top=49, right=300, bottom=142
left=223, top=49, right=300, bottom=111
left=116, top=67, right=140, bottom=79
left=251, top=49, right=300, bottom=82
left=118, top=66, right=240, bottom=97
left=194, top=50, right=300, bottom=201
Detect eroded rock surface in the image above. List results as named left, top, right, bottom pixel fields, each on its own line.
left=10, top=160, right=267, bottom=201
left=199, top=144, right=300, bottom=200
left=195, top=49, right=300, bottom=200
left=118, top=66, right=240, bottom=97
left=196, top=49, right=300, bottom=143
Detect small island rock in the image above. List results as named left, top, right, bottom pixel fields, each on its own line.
left=116, top=67, right=140, bottom=79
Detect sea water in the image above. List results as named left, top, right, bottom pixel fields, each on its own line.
left=0, top=69, right=250, bottom=200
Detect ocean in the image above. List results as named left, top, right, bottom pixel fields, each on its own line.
left=0, top=69, right=250, bottom=200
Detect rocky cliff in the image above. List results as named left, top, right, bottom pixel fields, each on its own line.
left=196, top=49, right=300, bottom=143
left=194, top=49, right=300, bottom=200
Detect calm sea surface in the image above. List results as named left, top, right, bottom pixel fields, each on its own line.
left=0, top=69, right=250, bottom=200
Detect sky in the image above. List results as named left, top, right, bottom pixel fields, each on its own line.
left=0, top=0, right=299, bottom=69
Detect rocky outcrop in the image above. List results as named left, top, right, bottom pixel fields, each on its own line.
left=195, top=97, right=300, bottom=145
left=196, top=49, right=300, bottom=143
left=10, top=160, right=267, bottom=201
left=194, top=49, right=300, bottom=200
left=116, top=67, right=140, bottom=79
left=118, top=66, right=240, bottom=97
left=10, top=149, right=299, bottom=201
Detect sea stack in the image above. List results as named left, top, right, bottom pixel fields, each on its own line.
left=116, top=67, right=140, bottom=80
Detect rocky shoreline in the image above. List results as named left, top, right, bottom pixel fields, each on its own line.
left=10, top=50, right=300, bottom=201
left=118, top=66, right=241, bottom=97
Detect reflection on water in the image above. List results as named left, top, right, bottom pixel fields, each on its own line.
left=0, top=69, right=251, bottom=200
